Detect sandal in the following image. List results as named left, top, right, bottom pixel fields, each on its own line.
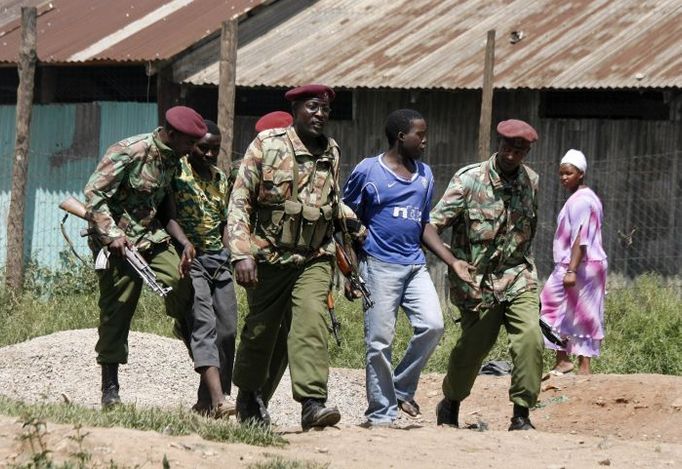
left=542, top=366, right=574, bottom=381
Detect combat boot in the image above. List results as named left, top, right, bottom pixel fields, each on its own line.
left=101, top=363, right=121, bottom=409
left=436, top=398, right=459, bottom=427
left=508, top=404, right=535, bottom=431
left=236, top=389, right=270, bottom=425
left=301, top=398, right=341, bottom=431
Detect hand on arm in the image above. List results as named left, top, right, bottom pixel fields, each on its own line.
left=422, top=223, right=475, bottom=284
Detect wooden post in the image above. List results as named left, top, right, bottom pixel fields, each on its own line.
left=217, top=18, right=238, bottom=174
left=6, top=7, right=37, bottom=292
left=477, top=29, right=495, bottom=161
left=156, top=64, right=181, bottom=125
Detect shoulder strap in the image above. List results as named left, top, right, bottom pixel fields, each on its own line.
left=284, top=135, right=300, bottom=202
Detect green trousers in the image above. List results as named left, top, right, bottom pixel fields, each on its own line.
left=233, top=258, right=332, bottom=403
left=442, top=290, right=543, bottom=408
left=95, top=242, right=191, bottom=364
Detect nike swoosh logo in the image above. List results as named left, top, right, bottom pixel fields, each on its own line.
left=387, top=182, right=397, bottom=187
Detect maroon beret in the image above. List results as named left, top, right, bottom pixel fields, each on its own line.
left=284, top=84, right=335, bottom=103
left=255, top=111, right=293, bottom=132
left=496, top=119, right=538, bottom=145
left=165, top=106, right=208, bottom=139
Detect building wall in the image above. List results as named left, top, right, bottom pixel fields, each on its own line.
left=0, top=102, right=157, bottom=269
left=1, top=90, right=680, bottom=296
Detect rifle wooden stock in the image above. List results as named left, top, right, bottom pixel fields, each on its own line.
left=58, top=196, right=90, bottom=221
left=57, top=196, right=172, bottom=297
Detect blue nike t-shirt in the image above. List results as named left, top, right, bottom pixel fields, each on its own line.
left=342, top=154, right=434, bottom=265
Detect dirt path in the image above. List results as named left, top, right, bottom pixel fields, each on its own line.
left=2, top=373, right=681, bottom=468
left=1, top=330, right=681, bottom=467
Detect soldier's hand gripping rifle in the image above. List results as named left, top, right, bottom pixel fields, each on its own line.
left=58, top=197, right=173, bottom=297
left=333, top=233, right=373, bottom=309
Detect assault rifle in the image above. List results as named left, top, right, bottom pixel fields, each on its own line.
left=58, top=197, right=173, bottom=297
left=334, top=233, right=373, bottom=309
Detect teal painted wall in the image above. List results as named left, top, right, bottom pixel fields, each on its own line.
left=0, top=102, right=157, bottom=269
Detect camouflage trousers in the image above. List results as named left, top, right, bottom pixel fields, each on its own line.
left=95, top=242, right=191, bottom=364
left=442, top=290, right=543, bottom=408
left=233, top=258, right=333, bottom=403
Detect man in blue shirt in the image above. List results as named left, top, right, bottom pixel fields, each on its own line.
left=343, top=109, right=472, bottom=426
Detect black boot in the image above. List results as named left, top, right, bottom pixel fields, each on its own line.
left=101, top=364, right=121, bottom=409
left=236, top=389, right=270, bottom=425
left=436, top=398, right=459, bottom=427
left=301, top=399, right=341, bottom=431
left=508, top=404, right=535, bottom=431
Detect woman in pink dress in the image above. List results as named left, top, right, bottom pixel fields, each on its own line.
left=541, top=149, right=607, bottom=375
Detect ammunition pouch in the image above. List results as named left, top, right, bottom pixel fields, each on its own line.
left=257, top=202, right=333, bottom=252
left=311, top=204, right=333, bottom=249
left=255, top=133, right=335, bottom=253
left=281, top=200, right=303, bottom=248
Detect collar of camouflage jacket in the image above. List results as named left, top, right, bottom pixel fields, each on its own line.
left=152, top=128, right=181, bottom=165
left=286, top=126, right=339, bottom=160
left=485, top=153, right=531, bottom=192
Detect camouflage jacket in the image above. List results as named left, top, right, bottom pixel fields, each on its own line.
left=227, top=126, right=358, bottom=266
left=172, top=156, right=228, bottom=253
left=430, top=153, right=539, bottom=310
left=84, top=129, right=179, bottom=251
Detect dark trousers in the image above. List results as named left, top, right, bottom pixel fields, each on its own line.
left=96, top=242, right=191, bottom=364
left=233, top=258, right=332, bottom=402
left=176, top=251, right=237, bottom=399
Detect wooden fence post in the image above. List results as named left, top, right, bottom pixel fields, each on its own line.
left=477, top=29, right=495, bottom=161
left=6, top=7, right=37, bottom=291
left=217, top=18, right=238, bottom=175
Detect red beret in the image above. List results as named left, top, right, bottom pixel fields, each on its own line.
left=165, top=106, right=207, bottom=139
left=284, top=84, right=335, bottom=103
left=496, top=119, right=538, bottom=145
left=255, top=111, right=293, bottom=132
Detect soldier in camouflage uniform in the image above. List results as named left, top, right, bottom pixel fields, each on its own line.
left=84, top=106, right=206, bottom=409
left=430, top=119, right=544, bottom=431
left=167, top=120, right=237, bottom=419
left=227, top=85, right=359, bottom=430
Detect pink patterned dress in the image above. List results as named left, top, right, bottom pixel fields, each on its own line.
left=540, top=187, right=607, bottom=357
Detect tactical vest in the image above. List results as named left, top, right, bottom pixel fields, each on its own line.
left=255, top=136, right=335, bottom=253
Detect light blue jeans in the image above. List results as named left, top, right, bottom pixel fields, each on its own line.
left=360, top=255, right=444, bottom=423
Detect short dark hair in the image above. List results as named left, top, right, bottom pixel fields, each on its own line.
left=204, top=119, right=221, bottom=136
left=385, top=109, right=424, bottom=146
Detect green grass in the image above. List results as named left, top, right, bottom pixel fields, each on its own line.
left=0, top=396, right=285, bottom=447
left=248, top=454, right=329, bottom=469
left=1, top=260, right=680, bottom=377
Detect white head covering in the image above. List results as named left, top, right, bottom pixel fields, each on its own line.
left=560, top=149, right=587, bottom=173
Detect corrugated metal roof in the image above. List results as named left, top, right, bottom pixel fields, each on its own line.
left=184, top=0, right=682, bottom=89
left=0, top=0, right=269, bottom=63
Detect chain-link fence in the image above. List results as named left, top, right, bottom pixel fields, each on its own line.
left=531, top=150, right=682, bottom=279
left=420, top=150, right=682, bottom=298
